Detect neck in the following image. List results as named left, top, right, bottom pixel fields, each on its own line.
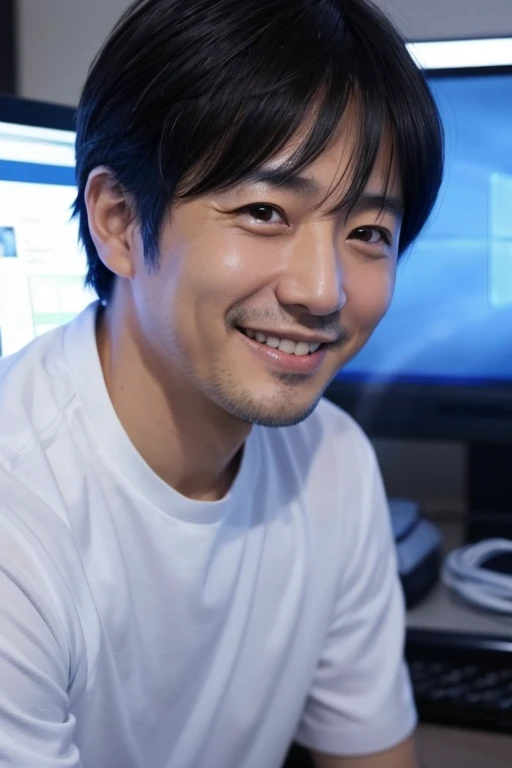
left=96, top=298, right=251, bottom=502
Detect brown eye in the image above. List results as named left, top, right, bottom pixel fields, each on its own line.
left=239, top=204, right=287, bottom=225
left=250, top=205, right=276, bottom=222
left=350, top=227, right=391, bottom=246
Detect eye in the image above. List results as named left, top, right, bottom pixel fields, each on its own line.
left=238, top=204, right=288, bottom=226
left=349, top=226, right=392, bottom=247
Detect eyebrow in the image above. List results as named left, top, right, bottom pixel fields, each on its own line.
left=237, top=168, right=405, bottom=219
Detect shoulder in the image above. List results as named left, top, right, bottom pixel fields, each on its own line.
left=0, top=325, right=71, bottom=461
left=0, top=460, right=76, bottom=574
left=0, top=303, right=98, bottom=467
left=0, top=321, right=83, bottom=537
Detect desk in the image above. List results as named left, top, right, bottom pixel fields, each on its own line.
left=417, top=724, right=512, bottom=767
left=285, top=727, right=512, bottom=768
left=408, top=517, right=512, bottom=637
left=409, top=516, right=512, bottom=767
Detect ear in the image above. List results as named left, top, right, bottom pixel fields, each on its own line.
left=85, top=167, right=138, bottom=279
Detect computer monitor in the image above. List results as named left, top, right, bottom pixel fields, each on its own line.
left=325, top=38, right=512, bottom=541
left=0, top=95, right=93, bottom=359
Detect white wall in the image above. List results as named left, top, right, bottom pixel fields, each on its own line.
left=378, top=0, right=512, bottom=42
left=18, top=0, right=512, bottom=107
left=16, top=0, right=512, bottom=514
left=17, top=0, right=130, bottom=106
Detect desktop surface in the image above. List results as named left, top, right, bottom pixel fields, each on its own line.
left=407, top=518, right=512, bottom=639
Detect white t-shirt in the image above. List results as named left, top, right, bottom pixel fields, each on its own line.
left=0, top=303, right=416, bottom=768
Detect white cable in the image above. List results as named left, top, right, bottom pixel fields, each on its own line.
left=442, top=539, right=512, bottom=615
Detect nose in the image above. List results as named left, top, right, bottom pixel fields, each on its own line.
left=275, top=223, right=347, bottom=316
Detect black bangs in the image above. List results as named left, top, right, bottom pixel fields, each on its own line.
left=74, top=0, right=444, bottom=302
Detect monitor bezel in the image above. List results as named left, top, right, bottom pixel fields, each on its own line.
left=0, top=93, right=75, bottom=132
left=325, top=61, right=512, bottom=443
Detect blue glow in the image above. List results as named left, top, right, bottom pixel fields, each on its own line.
left=0, top=160, right=76, bottom=186
left=339, top=73, right=512, bottom=385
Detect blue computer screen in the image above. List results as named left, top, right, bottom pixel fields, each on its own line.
left=0, top=120, right=95, bottom=358
left=340, top=72, right=512, bottom=385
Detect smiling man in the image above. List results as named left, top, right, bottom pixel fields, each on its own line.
left=0, top=1, right=443, bottom=767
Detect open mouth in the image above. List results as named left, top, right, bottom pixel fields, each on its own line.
left=237, top=327, right=324, bottom=357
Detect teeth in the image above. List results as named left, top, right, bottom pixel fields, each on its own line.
left=241, top=328, right=322, bottom=356
left=278, top=339, right=297, bottom=354
left=294, top=342, right=310, bottom=356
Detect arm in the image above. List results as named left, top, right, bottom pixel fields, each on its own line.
left=0, top=514, right=81, bottom=766
left=311, top=735, right=419, bottom=768
left=294, top=431, right=417, bottom=761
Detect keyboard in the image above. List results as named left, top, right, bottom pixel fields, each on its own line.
left=406, top=629, right=512, bottom=733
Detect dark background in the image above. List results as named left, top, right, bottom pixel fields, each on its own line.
left=0, top=0, right=16, bottom=95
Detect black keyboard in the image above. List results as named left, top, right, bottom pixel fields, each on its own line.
left=406, top=629, right=512, bottom=733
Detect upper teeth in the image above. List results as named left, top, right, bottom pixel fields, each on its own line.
left=244, top=329, right=321, bottom=356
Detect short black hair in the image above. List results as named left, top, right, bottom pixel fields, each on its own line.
left=73, top=0, right=444, bottom=303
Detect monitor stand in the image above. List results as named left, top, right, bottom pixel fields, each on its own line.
left=466, top=442, right=512, bottom=542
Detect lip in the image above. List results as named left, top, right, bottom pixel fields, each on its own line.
left=238, top=329, right=328, bottom=374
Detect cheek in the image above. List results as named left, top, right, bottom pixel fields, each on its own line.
left=170, top=233, right=278, bottom=311
left=346, top=262, right=396, bottom=329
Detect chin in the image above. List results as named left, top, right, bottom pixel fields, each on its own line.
left=224, top=392, right=323, bottom=429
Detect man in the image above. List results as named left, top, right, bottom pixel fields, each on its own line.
left=0, top=1, right=443, bottom=766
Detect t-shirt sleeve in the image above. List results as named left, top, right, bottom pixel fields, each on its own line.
left=0, top=517, right=82, bottom=766
left=295, top=436, right=417, bottom=758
